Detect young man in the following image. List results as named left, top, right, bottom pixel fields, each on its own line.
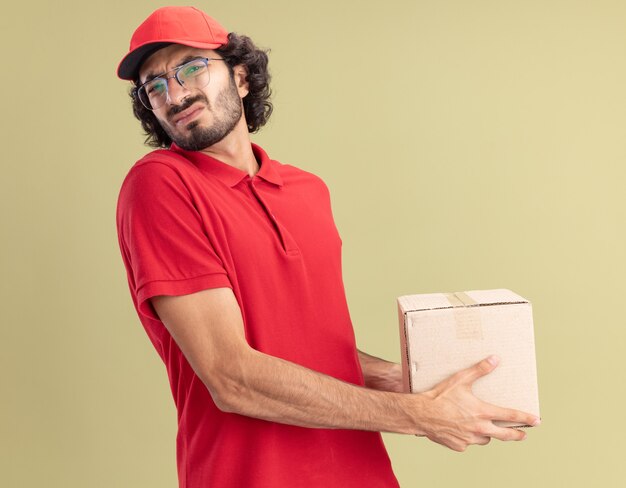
left=115, top=6, right=540, bottom=488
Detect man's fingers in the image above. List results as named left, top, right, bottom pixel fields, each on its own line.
left=482, top=424, right=528, bottom=442
left=486, top=404, right=541, bottom=427
left=474, top=435, right=492, bottom=446
left=460, top=355, right=500, bottom=383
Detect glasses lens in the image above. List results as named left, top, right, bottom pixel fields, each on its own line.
left=138, top=78, right=168, bottom=110
left=137, top=59, right=211, bottom=111
left=178, top=60, right=210, bottom=89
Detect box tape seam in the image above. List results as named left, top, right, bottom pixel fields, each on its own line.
left=445, top=292, right=483, bottom=340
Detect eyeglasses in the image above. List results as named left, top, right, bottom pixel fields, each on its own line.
left=137, top=57, right=224, bottom=110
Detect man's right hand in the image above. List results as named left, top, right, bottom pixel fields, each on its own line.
left=413, top=355, right=541, bottom=452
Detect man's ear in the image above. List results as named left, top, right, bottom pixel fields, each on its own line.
left=233, top=64, right=250, bottom=98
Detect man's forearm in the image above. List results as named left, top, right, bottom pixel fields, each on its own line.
left=210, top=347, right=426, bottom=435
left=357, top=349, right=404, bottom=393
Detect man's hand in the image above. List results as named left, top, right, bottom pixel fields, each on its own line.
left=416, top=355, right=541, bottom=452
left=357, top=350, right=404, bottom=393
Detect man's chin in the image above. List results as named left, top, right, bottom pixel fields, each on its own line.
left=169, top=119, right=200, bottom=137
left=186, top=120, right=201, bottom=130
left=171, top=128, right=228, bottom=152
left=168, top=125, right=203, bottom=150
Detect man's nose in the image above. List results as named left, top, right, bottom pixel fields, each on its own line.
left=165, top=76, right=190, bottom=105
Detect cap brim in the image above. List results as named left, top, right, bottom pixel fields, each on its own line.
left=116, top=40, right=225, bottom=81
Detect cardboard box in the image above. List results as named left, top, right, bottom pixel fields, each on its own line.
left=397, top=289, right=540, bottom=428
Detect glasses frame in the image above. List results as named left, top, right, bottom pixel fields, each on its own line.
left=137, top=57, right=225, bottom=111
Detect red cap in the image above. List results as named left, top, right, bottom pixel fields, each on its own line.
left=117, top=6, right=229, bottom=81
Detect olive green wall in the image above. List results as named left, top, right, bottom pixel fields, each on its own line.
left=2, top=0, right=624, bottom=486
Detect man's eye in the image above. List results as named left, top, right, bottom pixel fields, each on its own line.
left=147, top=81, right=166, bottom=95
left=182, top=65, right=201, bottom=77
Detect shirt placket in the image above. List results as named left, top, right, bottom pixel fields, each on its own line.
left=246, top=177, right=300, bottom=256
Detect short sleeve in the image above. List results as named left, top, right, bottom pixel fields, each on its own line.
left=116, top=162, right=231, bottom=321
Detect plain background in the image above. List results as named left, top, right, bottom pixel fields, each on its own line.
left=2, top=0, right=625, bottom=486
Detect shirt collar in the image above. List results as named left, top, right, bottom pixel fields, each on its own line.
left=169, top=142, right=284, bottom=188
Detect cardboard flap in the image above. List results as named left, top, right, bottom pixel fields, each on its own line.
left=398, top=288, right=528, bottom=312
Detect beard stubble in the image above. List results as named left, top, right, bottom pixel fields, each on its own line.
left=164, top=73, right=243, bottom=151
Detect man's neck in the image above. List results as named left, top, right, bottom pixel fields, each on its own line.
left=198, top=123, right=259, bottom=176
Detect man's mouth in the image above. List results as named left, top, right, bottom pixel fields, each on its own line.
left=172, top=105, right=204, bottom=127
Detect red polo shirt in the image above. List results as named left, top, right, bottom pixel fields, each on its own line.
left=116, top=141, right=399, bottom=488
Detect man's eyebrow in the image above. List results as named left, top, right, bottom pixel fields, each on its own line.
left=142, top=55, right=206, bottom=84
